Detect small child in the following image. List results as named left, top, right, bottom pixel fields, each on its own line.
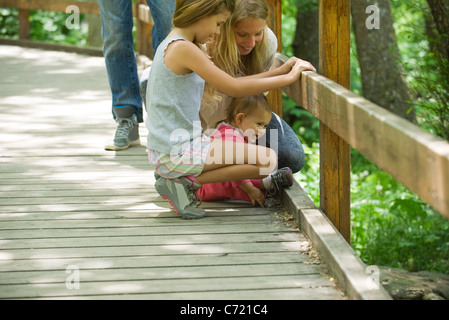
left=197, top=94, right=293, bottom=207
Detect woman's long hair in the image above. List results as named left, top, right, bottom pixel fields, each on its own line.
left=209, top=0, right=270, bottom=77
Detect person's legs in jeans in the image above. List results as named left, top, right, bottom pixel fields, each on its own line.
left=98, top=0, right=141, bottom=150
left=140, top=0, right=175, bottom=102
left=98, top=0, right=174, bottom=150
left=146, top=0, right=175, bottom=53
left=261, top=112, right=305, bottom=173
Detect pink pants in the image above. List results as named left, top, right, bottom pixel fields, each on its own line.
left=197, top=122, right=265, bottom=203
left=197, top=179, right=262, bottom=203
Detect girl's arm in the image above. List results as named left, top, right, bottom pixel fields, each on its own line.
left=242, top=57, right=315, bottom=80
left=171, top=41, right=314, bottom=98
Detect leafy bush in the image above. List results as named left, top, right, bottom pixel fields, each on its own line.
left=350, top=150, right=449, bottom=273
left=29, top=10, right=88, bottom=45
left=0, top=8, right=18, bottom=38
left=392, top=0, right=449, bottom=141
left=0, top=9, right=89, bottom=45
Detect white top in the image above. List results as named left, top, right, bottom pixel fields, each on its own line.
left=145, top=36, right=205, bottom=155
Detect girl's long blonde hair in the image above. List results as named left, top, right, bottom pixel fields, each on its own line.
left=173, top=0, right=235, bottom=47
left=173, top=0, right=235, bottom=28
left=209, top=0, right=270, bottom=77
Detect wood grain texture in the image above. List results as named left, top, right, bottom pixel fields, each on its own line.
left=318, top=0, right=351, bottom=242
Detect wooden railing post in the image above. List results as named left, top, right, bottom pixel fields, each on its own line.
left=266, top=0, right=283, bottom=117
left=135, top=0, right=154, bottom=58
left=18, top=8, right=30, bottom=40
left=318, top=0, right=351, bottom=242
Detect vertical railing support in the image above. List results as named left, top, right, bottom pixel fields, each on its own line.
left=18, top=8, right=30, bottom=40
left=135, top=0, right=154, bottom=58
left=266, top=0, right=283, bottom=116
left=318, top=0, right=351, bottom=242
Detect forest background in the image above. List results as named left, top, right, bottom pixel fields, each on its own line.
left=0, top=0, right=448, bottom=274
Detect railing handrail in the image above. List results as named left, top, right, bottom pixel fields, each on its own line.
left=0, top=0, right=99, bottom=14
left=0, top=0, right=154, bottom=57
left=275, top=53, right=449, bottom=222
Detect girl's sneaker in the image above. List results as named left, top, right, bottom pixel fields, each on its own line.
left=155, top=176, right=205, bottom=219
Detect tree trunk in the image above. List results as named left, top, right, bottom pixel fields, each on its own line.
left=426, top=0, right=449, bottom=63
left=351, top=0, right=416, bottom=122
left=293, top=0, right=319, bottom=71
left=422, top=0, right=449, bottom=141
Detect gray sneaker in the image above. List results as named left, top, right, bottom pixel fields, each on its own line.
left=105, top=106, right=140, bottom=151
left=156, top=176, right=205, bottom=219
left=267, top=167, right=293, bottom=196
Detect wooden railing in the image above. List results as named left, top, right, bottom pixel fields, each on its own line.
left=277, top=52, right=449, bottom=223
left=0, top=0, right=154, bottom=57
left=1, top=0, right=448, bottom=244
left=0, top=0, right=100, bottom=38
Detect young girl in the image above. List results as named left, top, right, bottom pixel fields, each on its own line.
left=197, top=94, right=293, bottom=207
left=146, top=0, right=314, bottom=219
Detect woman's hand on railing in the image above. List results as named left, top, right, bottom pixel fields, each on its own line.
left=288, top=57, right=317, bottom=81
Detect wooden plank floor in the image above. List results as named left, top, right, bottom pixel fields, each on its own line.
left=0, top=45, right=345, bottom=300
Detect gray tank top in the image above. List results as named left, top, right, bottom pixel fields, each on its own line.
left=145, top=36, right=205, bottom=155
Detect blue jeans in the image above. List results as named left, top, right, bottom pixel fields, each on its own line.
left=259, top=113, right=305, bottom=173
left=97, top=0, right=175, bottom=123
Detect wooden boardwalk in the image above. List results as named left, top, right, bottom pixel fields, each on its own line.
left=0, top=45, right=347, bottom=300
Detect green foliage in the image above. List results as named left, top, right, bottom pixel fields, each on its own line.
left=294, top=141, right=320, bottom=204
left=0, top=8, right=18, bottom=38
left=413, top=58, right=449, bottom=140
left=281, top=0, right=298, bottom=57
left=391, top=0, right=449, bottom=141
left=350, top=150, right=449, bottom=273
left=349, top=28, right=363, bottom=95
left=282, top=95, right=319, bottom=146
left=0, top=8, right=89, bottom=45
left=29, top=10, right=88, bottom=45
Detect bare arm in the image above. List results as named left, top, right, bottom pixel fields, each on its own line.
left=243, top=57, right=315, bottom=80
left=171, top=41, right=314, bottom=98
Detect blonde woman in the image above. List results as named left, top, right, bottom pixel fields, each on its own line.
left=201, top=0, right=313, bottom=173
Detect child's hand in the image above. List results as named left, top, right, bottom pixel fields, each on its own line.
left=246, top=187, right=266, bottom=207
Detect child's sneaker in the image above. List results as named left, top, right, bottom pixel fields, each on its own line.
left=105, top=106, right=140, bottom=151
left=155, top=176, right=205, bottom=219
left=266, top=167, right=293, bottom=195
